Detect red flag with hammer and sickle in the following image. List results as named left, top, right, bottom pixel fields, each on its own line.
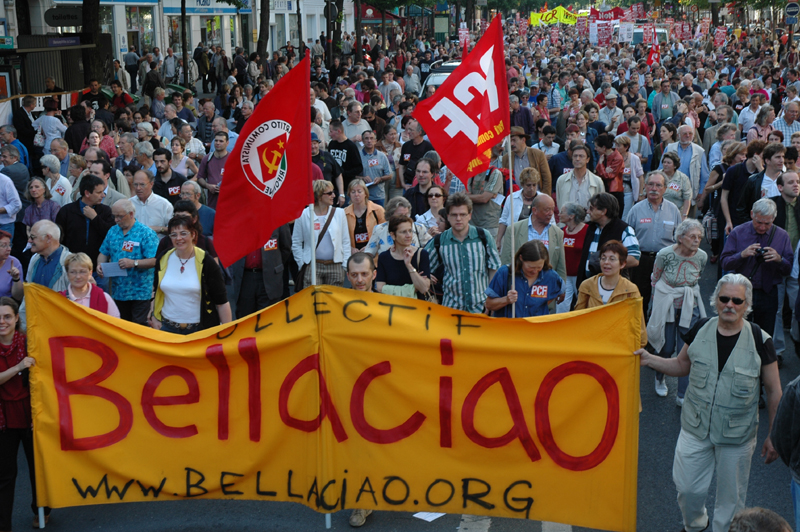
left=214, top=54, right=313, bottom=267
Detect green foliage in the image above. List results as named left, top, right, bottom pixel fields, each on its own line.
left=215, top=0, right=247, bottom=8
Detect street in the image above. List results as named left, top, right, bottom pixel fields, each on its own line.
left=10, top=244, right=798, bottom=531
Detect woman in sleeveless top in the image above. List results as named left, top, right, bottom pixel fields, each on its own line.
left=170, top=137, right=198, bottom=177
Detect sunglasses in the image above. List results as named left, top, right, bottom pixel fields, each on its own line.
left=323, top=191, right=336, bottom=196
left=718, top=296, right=745, bottom=305
left=427, top=193, right=444, bottom=198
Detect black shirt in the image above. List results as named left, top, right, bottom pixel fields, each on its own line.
left=399, top=139, right=434, bottom=184
left=682, top=318, right=778, bottom=373
left=312, top=151, right=342, bottom=186
left=353, top=211, right=369, bottom=250
left=81, top=92, right=106, bottom=111
left=376, top=248, right=430, bottom=299
left=327, top=138, right=363, bottom=190
left=153, top=171, right=187, bottom=205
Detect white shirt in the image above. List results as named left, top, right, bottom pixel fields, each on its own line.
left=761, top=174, right=780, bottom=199
left=47, top=175, right=73, bottom=207
left=160, top=252, right=201, bottom=323
left=131, top=192, right=174, bottom=239
left=185, top=137, right=206, bottom=158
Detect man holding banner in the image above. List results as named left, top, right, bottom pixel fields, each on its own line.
left=639, top=274, right=782, bottom=532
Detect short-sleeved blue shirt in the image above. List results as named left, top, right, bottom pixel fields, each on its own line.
left=485, top=265, right=563, bottom=318
left=98, top=221, right=159, bottom=301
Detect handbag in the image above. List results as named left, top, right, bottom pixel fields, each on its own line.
left=702, top=209, right=718, bottom=244
left=34, top=125, right=45, bottom=148
left=295, top=208, right=335, bottom=291
left=415, top=248, right=438, bottom=304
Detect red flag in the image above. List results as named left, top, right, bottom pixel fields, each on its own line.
left=214, top=54, right=313, bottom=267
left=646, top=46, right=660, bottom=66
left=414, top=16, right=509, bottom=184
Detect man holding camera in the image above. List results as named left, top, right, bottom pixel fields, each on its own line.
left=721, top=198, right=794, bottom=366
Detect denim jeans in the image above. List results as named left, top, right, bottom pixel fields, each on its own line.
left=791, top=477, right=800, bottom=532
left=0, top=223, right=14, bottom=238
left=160, top=320, right=199, bottom=335
left=658, top=305, right=700, bottom=398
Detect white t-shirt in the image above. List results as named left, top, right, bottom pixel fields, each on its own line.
left=160, top=253, right=201, bottom=323
left=597, top=277, right=614, bottom=304
left=316, top=214, right=335, bottom=261
left=761, top=175, right=780, bottom=199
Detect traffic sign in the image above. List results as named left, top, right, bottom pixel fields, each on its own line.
left=690, top=5, right=698, bottom=13
left=787, top=2, right=800, bottom=16
left=789, top=15, right=799, bottom=24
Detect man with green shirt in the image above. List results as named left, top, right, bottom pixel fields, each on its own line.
left=425, top=193, right=501, bottom=314
left=769, top=172, right=800, bottom=361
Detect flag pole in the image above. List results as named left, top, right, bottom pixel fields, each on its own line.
left=506, top=135, right=515, bottom=319
left=310, top=203, right=317, bottom=286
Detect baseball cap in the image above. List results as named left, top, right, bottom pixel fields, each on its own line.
left=311, top=132, right=320, bottom=142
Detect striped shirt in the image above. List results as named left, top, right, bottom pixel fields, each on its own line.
left=773, top=117, right=800, bottom=147
left=585, top=225, right=641, bottom=276
left=425, top=226, right=502, bottom=314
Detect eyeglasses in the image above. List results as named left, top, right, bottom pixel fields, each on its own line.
left=169, top=231, right=192, bottom=239
left=427, top=193, right=444, bottom=198
left=0, top=244, right=10, bottom=249
left=323, top=191, right=336, bottom=196
left=719, top=296, right=745, bottom=305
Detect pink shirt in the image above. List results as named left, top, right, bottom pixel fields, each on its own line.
left=67, top=285, right=121, bottom=319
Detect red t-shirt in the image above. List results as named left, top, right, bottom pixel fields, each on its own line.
left=563, top=224, right=589, bottom=277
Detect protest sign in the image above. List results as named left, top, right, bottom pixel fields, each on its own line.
left=27, top=285, right=641, bottom=532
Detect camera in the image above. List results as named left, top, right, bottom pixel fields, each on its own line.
left=755, top=248, right=766, bottom=263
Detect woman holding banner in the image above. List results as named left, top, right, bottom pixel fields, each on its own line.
left=150, top=217, right=231, bottom=335
left=0, top=297, right=51, bottom=529
left=485, top=241, right=562, bottom=318
left=575, top=240, right=647, bottom=347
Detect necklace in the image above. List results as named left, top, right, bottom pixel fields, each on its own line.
left=178, top=253, right=193, bottom=273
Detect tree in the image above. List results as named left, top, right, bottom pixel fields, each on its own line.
left=82, top=0, right=104, bottom=84
left=182, top=0, right=190, bottom=87
left=15, top=0, right=31, bottom=36
left=296, top=0, right=306, bottom=58
left=257, top=0, right=271, bottom=60
left=355, top=0, right=364, bottom=63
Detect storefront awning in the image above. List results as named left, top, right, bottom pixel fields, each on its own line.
left=360, top=4, right=402, bottom=22
left=407, top=5, right=433, bottom=16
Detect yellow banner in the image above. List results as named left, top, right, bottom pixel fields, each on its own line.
left=532, top=6, right=578, bottom=25
left=27, top=284, right=641, bottom=531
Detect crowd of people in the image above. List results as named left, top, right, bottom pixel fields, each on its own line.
left=4, top=15, right=800, bottom=532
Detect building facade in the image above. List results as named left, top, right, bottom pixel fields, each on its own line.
left=14, top=0, right=353, bottom=62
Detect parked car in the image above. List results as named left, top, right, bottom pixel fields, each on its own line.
left=418, top=60, right=461, bottom=98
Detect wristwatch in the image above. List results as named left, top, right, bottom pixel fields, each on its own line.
left=134, top=260, right=139, bottom=269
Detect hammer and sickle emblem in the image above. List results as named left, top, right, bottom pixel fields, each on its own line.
left=262, top=150, right=283, bottom=175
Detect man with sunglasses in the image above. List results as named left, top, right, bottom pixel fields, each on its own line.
left=638, top=273, right=781, bottom=532
left=721, top=198, right=794, bottom=367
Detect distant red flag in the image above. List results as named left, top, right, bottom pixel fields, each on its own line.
left=414, top=16, right=509, bottom=184
left=646, top=46, right=660, bottom=66
left=214, top=54, right=313, bottom=267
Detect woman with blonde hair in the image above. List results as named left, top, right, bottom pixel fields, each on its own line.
left=344, top=179, right=385, bottom=254
left=291, top=179, right=350, bottom=288
left=61, top=252, right=120, bottom=317
left=746, top=105, right=776, bottom=143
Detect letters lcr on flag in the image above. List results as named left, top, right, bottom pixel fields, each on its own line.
left=414, top=16, right=509, bottom=184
